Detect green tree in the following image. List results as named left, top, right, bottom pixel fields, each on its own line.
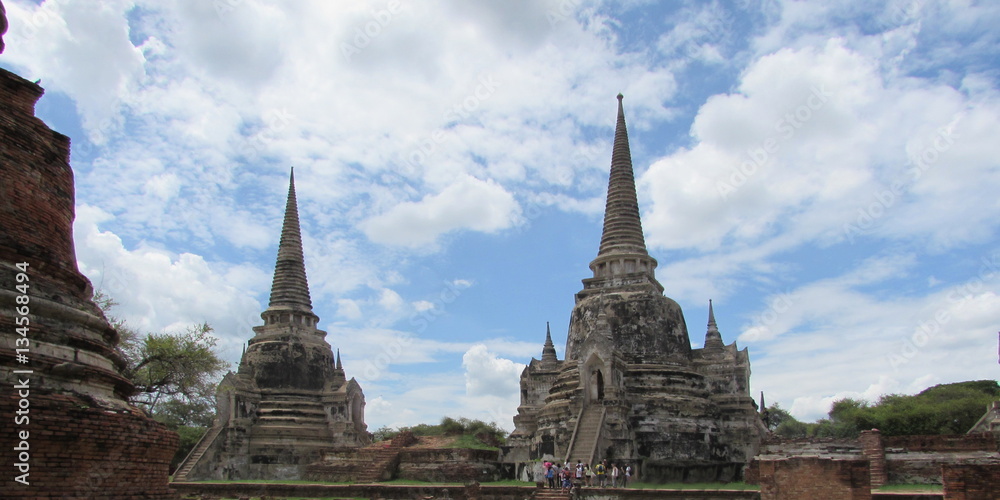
left=815, top=381, right=998, bottom=437
left=762, top=403, right=795, bottom=431
left=95, top=291, right=228, bottom=469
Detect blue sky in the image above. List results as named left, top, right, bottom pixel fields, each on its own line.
left=2, top=0, right=998, bottom=431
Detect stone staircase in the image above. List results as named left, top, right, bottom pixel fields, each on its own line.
left=534, top=487, right=572, bottom=500
left=353, top=443, right=404, bottom=483
left=565, top=405, right=604, bottom=465
left=173, top=425, right=223, bottom=482
left=305, top=431, right=417, bottom=483
left=250, top=395, right=332, bottom=445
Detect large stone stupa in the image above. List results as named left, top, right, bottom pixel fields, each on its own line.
left=175, top=170, right=369, bottom=481
left=502, top=95, right=765, bottom=482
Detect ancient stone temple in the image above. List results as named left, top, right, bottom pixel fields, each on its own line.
left=503, top=95, right=765, bottom=482
left=0, top=26, right=177, bottom=498
left=176, top=170, right=369, bottom=481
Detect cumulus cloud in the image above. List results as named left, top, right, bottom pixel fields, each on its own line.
left=360, top=176, right=521, bottom=247
left=7, top=0, right=999, bottom=431
left=73, top=204, right=264, bottom=363
left=462, top=344, right=525, bottom=399
left=2, top=0, right=145, bottom=140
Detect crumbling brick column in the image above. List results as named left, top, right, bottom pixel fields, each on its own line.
left=1, top=66, right=178, bottom=498
left=859, top=429, right=887, bottom=488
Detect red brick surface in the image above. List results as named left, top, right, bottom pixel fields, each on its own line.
left=942, top=463, right=1000, bottom=500
left=0, top=392, right=178, bottom=498
left=0, top=68, right=88, bottom=297
left=884, top=434, right=998, bottom=453
left=860, top=430, right=888, bottom=488
left=758, top=457, right=871, bottom=500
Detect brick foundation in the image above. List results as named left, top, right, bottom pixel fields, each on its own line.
left=0, top=393, right=178, bottom=498
left=942, top=463, right=1000, bottom=500
left=758, top=457, right=870, bottom=500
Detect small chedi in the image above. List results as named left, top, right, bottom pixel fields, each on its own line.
left=176, top=170, right=369, bottom=481
left=502, top=95, right=766, bottom=482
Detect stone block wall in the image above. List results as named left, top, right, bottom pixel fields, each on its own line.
left=397, top=448, right=503, bottom=482
left=942, top=463, right=1000, bottom=500
left=757, top=457, right=871, bottom=500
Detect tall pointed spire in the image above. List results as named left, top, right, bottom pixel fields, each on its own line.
left=707, top=299, right=719, bottom=333
left=598, top=94, right=649, bottom=257
left=582, top=95, right=661, bottom=296
left=266, top=168, right=314, bottom=314
left=541, top=322, right=558, bottom=364
left=336, top=349, right=343, bottom=370
left=704, top=299, right=724, bottom=350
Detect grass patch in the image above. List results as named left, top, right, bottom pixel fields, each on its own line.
left=452, top=434, right=500, bottom=450
left=876, top=484, right=943, bottom=492
left=627, top=482, right=759, bottom=490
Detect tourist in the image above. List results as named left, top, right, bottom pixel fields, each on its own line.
left=562, top=465, right=572, bottom=492
left=595, top=460, right=606, bottom=487
left=610, top=463, right=620, bottom=488
left=575, top=461, right=583, bottom=483
left=545, top=462, right=555, bottom=489
left=583, top=463, right=592, bottom=486
left=623, top=463, right=631, bottom=487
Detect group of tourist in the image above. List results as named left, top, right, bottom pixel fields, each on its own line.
left=542, top=460, right=633, bottom=490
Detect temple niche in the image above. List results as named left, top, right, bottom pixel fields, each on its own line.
left=175, top=170, right=369, bottom=481
left=502, top=95, right=766, bottom=483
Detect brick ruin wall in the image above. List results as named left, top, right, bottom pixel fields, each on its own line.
left=884, top=434, right=998, bottom=485
left=396, top=448, right=504, bottom=482
left=0, top=393, right=178, bottom=498
left=1, top=66, right=178, bottom=497
left=749, top=432, right=999, bottom=486
left=942, top=463, right=1000, bottom=500
left=884, top=434, right=998, bottom=453
left=757, top=457, right=871, bottom=500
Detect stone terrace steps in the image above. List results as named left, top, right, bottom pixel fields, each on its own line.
left=173, top=425, right=223, bottom=482
left=253, top=396, right=329, bottom=426
left=353, top=444, right=404, bottom=483
left=566, top=405, right=603, bottom=465
left=250, top=396, right=334, bottom=444
left=533, top=488, right=571, bottom=500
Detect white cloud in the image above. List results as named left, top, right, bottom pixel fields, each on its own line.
left=742, top=252, right=1000, bottom=421
left=3, top=0, right=145, bottom=141
left=6, top=0, right=998, bottom=433
left=360, top=176, right=521, bottom=247
left=462, top=344, right=526, bottom=399
left=73, top=204, right=263, bottom=363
